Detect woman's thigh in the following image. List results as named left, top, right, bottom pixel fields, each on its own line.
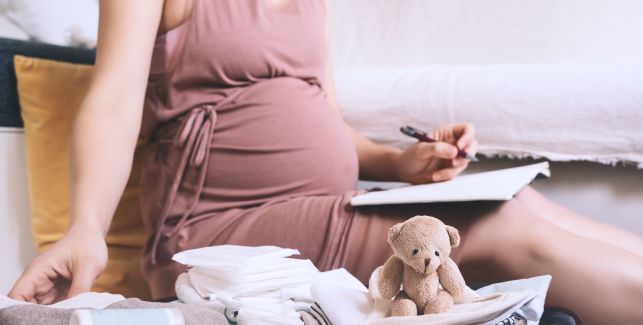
left=157, top=192, right=502, bottom=285
left=516, top=186, right=643, bottom=257
left=457, top=188, right=643, bottom=324
left=344, top=199, right=503, bottom=283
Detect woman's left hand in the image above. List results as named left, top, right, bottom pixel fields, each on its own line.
left=394, top=123, right=478, bottom=184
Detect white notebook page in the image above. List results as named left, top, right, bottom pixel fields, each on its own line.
left=350, top=162, right=550, bottom=206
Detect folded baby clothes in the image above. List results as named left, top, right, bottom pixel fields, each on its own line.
left=174, top=273, right=227, bottom=312
left=0, top=294, right=227, bottom=325
left=310, top=303, right=332, bottom=325
left=309, top=302, right=527, bottom=325
left=310, top=266, right=552, bottom=325
left=173, top=245, right=320, bottom=325
left=0, top=292, right=126, bottom=325
left=309, top=304, right=527, bottom=325
left=0, top=304, right=75, bottom=325
left=475, top=276, right=551, bottom=325
left=107, top=298, right=227, bottom=325
left=301, top=310, right=324, bottom=325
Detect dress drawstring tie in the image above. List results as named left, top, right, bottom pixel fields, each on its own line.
left=150, top=90, right=243, bottom=264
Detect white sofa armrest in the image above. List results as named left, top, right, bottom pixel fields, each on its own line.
left=0, top=128, right=37, bottom=294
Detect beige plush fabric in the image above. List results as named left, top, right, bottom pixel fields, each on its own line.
left=378, top=216, right=479, bottom=316
left=369, top=267, right=538, bottom=325
left=0, top=305, right=74, bottom=325
left=0, top=298, right=227, bottom=325
left=108, top=299, right=227, bottom=325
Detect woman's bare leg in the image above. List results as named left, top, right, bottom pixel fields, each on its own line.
left=459, top=192, right=643, bottom=325
left=518, top=186, right=643, bottom=258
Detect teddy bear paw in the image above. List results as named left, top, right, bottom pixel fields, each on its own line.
left=453, top=287, right=481, bottom=304
left=391, top=296, right=418, bottom=317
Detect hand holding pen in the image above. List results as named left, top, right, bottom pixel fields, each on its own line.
left=394, top=124, right=478, bottom=183
left=401, top=125, right=478, bottom=161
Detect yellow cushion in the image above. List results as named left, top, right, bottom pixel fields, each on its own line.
left=14, top=55, right=150, bottom=300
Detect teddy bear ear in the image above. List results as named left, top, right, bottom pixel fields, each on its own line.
left=446, top=225, right=461, bottom=248
left=387, top=222, right=404, bottom=244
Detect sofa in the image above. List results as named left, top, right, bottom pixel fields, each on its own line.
left=328, top=0, right=643, bottom=239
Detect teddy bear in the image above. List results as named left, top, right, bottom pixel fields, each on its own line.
left=377, top=215, right=480, bottom=317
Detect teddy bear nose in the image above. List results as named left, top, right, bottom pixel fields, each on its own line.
left=424, top=258, right=431, bottom=266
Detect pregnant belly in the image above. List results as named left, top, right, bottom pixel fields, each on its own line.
left=201, top=78, right=359, bottom=209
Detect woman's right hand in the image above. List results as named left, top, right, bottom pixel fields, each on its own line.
left=8, top=227, right=107, bottom=304
left=394, top=123, right=478, bottom=184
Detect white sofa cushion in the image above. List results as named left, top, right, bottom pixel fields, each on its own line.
left=0, top=129, right=36, bottom=294
left=336, top=64, right=643, bottom=167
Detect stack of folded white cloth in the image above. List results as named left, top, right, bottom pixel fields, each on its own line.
left=172, top=245, right=319, bottom=325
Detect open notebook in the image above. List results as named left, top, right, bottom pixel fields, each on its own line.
left=350, top=162, right=550, bottom=206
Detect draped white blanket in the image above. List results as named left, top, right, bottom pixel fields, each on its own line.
left=336, top=64, right=643, bottom=168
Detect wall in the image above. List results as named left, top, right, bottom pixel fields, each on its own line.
left=0, top=128, right=36, bottom=295
left=330, top=0, right=643, bottom=68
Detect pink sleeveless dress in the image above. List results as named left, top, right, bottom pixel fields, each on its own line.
left=140, top=0, right=472, bottom=299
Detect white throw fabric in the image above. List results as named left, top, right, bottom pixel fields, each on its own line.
left=336, top=64, right=643, bottom=167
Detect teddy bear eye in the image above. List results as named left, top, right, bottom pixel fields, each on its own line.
left=412, top=248, right=419, bottom=255
left=434, top=251, right=440, bottom=257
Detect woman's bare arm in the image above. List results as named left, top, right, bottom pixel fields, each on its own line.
left=324, top=62, right=477, bottom=184
left=70, top=0, right=163, bottom=234
left=323, top=64, right=402, bottom=181
left=9, top=0, right=164, bottom=302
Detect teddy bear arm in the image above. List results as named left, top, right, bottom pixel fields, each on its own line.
left=437, top=257, right=480, bottom=304
left=378, top=255, right=405, bottom=300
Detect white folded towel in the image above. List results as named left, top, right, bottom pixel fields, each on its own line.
left=172, top=245, right=301, bottom=276
left=173, top=245, right=318, bottom=300
left=173, top=245, right=320, bottom=325
left=187, top=262, right=316, bottom=299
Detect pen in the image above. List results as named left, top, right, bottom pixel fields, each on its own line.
left=400, top=125, right=478, bottom=162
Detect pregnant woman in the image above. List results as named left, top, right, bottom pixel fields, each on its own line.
left=10, top=1, right=643, bottom=323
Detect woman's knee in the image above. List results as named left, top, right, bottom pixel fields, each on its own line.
left=499, top=197, right=555, bottom=252
left=463, top=197, right=556, bottom=275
